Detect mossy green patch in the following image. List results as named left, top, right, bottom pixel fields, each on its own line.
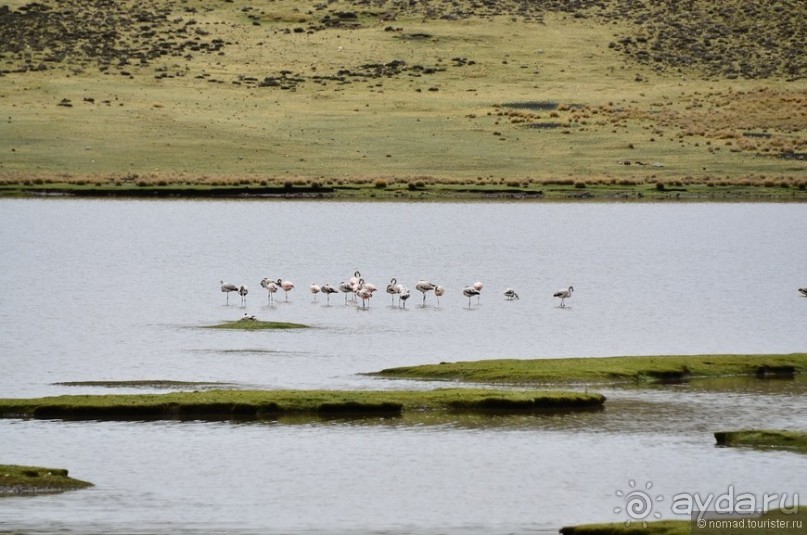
left=715, top=430, right=807, bottom=454
left=371, top=354, right=807, bottom=385
left=559, top=520, right=689, bottom=535
left=0, top=389, right=604, bottom=422
left=205, top=320, right=309, bottom=330
left=560, top=508, right=807, bottom=535
left=0, top=464, right=92, bottom=496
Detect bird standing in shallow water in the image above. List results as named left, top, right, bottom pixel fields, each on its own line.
left=261, top=278, right=278, bottom=306
left=462, top=286, right=480, bottom=308
left=238, top=285, right=249, bottom=307
left=415, top=280, right=437, bottom=307
left=398, top=286, right=411, bottom=308
left=386, top=278, right=401, bottom=306
left=434, top=285, right=445, bottom=307
left=320, top=284, right=338, bottom=305
left=221, top=280, right=238, bottom=304
left=310, top=283, right=321, bottom=302
left=277, top=279, right=295, bottom=301
left=554, top=286, right=574, bottom=307
left=504, top=288, right=519, bottom=300
left=472, top=280, right=484, bottom=304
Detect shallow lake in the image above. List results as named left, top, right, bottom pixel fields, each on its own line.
left=1, top=199, right=805, bottom=534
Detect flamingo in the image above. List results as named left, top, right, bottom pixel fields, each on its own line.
left=356, top=286, right=373, bottom=309
left=320, top=283, right=338, bottom=305
left=338, top=281, right=353, bottom=304
left=398, top=286, right=411, bottom=308
left=800, top=288, right=807, bottom=297
left=238, top=285, right=248, bottom=307
left=473, top=280, right=483, bottom=303
left=266, top=281, right=279, bottom=305
left=310, top=283, right=321, bottom=302
left=361, top=280, right=378, bottom=294
left=554, top=286, right=574, bottom=307
left=386, top=277, right=401, bottom=305
left=415, top=280, right=436, bottom=306
left=434, top=285, right=445, bottom=307
left=276, top=278, right=295, bottom=301
left=462, top=286, right=480, bottom=307
left=504, top=288, right=519, bottom=300
left=220, top=280, right=238, bottom=304
left=348, top=271, right=362, bottom=295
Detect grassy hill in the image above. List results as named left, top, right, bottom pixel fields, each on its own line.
left=0, top=0, right=804, bottom=195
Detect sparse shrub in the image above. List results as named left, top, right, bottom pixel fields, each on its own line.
left=374, top=179, right=388, bottom=189
left=574, top=181, right=586, bottom=189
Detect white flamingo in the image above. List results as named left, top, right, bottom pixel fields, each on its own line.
left=554, top=286, right=574, bottom=307
left=310, top=283, right=321, bottom=302
left=386, top=277, right=401, bottom=305
left=434, top=285, right=445, bottom=307
left=320, top=283, right=338, bottom=305
left=504, top=288, right=519, bottom=300
left=398, top=286, right=411, bottom=308
left=220, top=280, right=238, bottom=304
left=276, top=278, right=295, bottom=301
left=238, top=285, right=248, bottom=307
left=415, top=280, right=437, bottom=306
left=462, top=286, right=480, bottom=307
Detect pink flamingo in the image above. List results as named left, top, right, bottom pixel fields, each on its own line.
left=310, top=283, right=321, bottom=302
left=356, top=287, right=373, bottom=309
left=434, top=285, right=445, bottom=307
left=260, top=278, right=278, bottom=306
left=276, top=278, right=295, bottom=301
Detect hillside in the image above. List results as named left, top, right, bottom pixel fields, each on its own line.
left=0, top=0, right=804, bottom=194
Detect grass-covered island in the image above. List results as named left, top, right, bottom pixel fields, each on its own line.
left=559, top=507, right=807, bottom=535
left=204, top=320, right=309, bottom=330
left=715, top=430, right=807, bottom=455
left=371, top=354, right=806, bottom=385
left=0, top=389, right=605, bottom=422
left=0, top=464, right=92, bottom=496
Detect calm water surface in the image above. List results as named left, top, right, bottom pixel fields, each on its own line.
left=0, top=199, right=805, bottom=534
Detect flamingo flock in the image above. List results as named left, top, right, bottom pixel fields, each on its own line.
left=222, top=272, right=581, bottom=310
